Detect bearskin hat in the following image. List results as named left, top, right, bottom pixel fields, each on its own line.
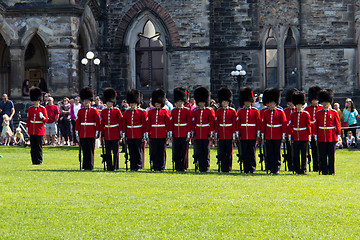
left=286, top=88, right=299, bottom=103
left=174, top=87, right=187, bottom=103
left=262, top=89, right=270, bottom=105
left=308, top=86, right=322, bottom=102
left=292, top=91, right=306, bottom=106
left=318, top=89, right=334, bottom=104
left=103, top=88, right=117, bottom=104
left=194, top=86, right=210, bottom=106
left=218, top=87, right=232, bottom=104
left=30, top=87, right=42, bottom=101
left=79, top=86, right=94, bottom=101
left=126, top=89, right=141, bottom=104
left=151, top=89, right=166, bottom=107
left=239, top=87, right=254, bottom=106
left=267, top=88, right=281, bottom=105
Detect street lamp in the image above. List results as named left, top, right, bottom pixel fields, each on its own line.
left=231, top=64, right=247, bottom=106
left=81, top=51, right=101, bottom=88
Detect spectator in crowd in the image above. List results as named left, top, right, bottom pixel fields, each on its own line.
left=345, top=130, right=356, bottom=149
left=59, top=97, right=72, bottom=146
left=189, top=97, right=196, bottom=111
left=44, top=92, right=51, bottom=105
left=0, top=94, right=15, bottom=133
left=3, top=130, right=13, bottom=146
left=70, top=96, right=83, bottom=145
left=92, top=96, right=105, bottom=112
left=146, top=98, right=154, bottom=112
left=22, top=79, right=30, bottom=96
left=210, top=99, right=219, bottom=112
left=120, top=99, right=129, bottom=113
left=165, top=98, right=174, bottom=111
left=14, top=127, right=25, bottom=145
left=1, top=114, right=12, bottom=145
left=45, top=97, right=60, bottom=145
left=39, top=78, right=48, bottom=94
left=342, top=98, right=359, bottom=139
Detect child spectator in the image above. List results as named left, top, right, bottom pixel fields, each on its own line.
left=14, top=127, right=25, bottom=145
left=346, top=130, right=356, bottom=149
left=1, top=114, right=12, bottom=144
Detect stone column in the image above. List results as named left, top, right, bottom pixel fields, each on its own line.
left=9, top=47, right=25, bottom=98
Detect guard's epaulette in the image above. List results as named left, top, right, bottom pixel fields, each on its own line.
left=206, top=106, right=213, bottom=110
left=138, top=107, right=146, bottom=111
left=316, top=109, right=323, bottom=113
left=39, top=105, right=45, bottom=108
left=329, top=108, right=337, bottom=113
left=229, top=107, right=236, bottom=111
left=184, top=106, right=190, bottom=110
left=193, top=107, right=200, bottom=111
left=303, top=110, right=310, bottom=115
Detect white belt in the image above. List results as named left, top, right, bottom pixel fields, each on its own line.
left=81, top=123, right=96, bottom=126
left=30, top=120, right=43, bottom=124
left=105, top=124, right=119, bottom=128
left=241, top=124, right=256, bottom=127
left=174, top=123, right=188, bottom=127
left=319, top=126, right=335, bottom=130
left=151, top=124, right=166, bottom=127
left=293, top=127, right=306, bottom=131
left=219, top=124, right=233, bottom=127
left=267, top=124, right=282, bottom=128
left=127, top=125, right=142, bottom=129
left=196, top=124, right=210, bottom=127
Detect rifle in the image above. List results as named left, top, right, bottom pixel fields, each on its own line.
left=307, top=141, right=312, bottom=172
left=192, top=137, right=199, bottom=172
left=258, top=142, right=264, bottom=171
left=122, top=138, right=129, bottom=171
left=78, top=140, right=82, bottom=170
left=101, top=136, right=106, bottom=171
left=282, top=141, right=288, bottom=171
left=236, top=140, right=243, bottom=173
left=290, top=140, right=294, bottom=174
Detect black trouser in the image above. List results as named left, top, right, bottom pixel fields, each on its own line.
left=310, top=136, right=319, bottom=171
left=265, top=140, right=281, bottom=174
left=71, top=120, right=78, bottom=144
left=318, top=142, right=336, bottom=175
left=293, top=141, right=308, bottom=174
left=80, top=138, right=95, bottom=170
left=105, top=139, right=119, bottom=171
left=60, top=120, right=72, bottom=142
left=218, top=139, right=233, bottom=172
left=241, top=139, right=257, bottom=173
left=150, top=138, right=166, bottom=171
left=286, top=138, right=293, bottom=171
left=173, top=137, right=188, bottom=171
left=127, top=138, right=144, bottom=171
left=30, top=135, right=43, bottom=165
left=194, top=139, right=210, bottom=172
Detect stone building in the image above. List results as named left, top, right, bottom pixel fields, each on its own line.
left=0, top=0, right=360, bottom=106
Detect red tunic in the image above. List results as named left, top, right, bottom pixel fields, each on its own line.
left=123, top=108, right=147, bottom=139
left=314, top=109, right=341, bottom=142
left=100, top=107, right=123, bottom=141
left=75, top=107, right=101, bottom=138
left=26, top=105, right=49, bottom=136
left=261, top=108, right=287, bottom=140
left=304, top=105, right=324, bottom=136
left=170, top=107, right=192, bottom=138
left=192, top=107, right=215, bottom=139
left=236, top=107, right=261, bottom=140
left=288, top=110, right=311, bottom=141
left=146, top=108, right=171, bottom=139
left=215, top=107, right=237, bottom=140
left=284, top=107, right=296, bottom=136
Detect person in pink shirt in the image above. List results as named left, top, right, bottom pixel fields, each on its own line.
left=45, top=97, right=60, bottom=145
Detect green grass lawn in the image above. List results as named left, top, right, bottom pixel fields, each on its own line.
left=0, top=145, right=359, bottom=239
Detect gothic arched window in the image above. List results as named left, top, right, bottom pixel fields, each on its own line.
left=284, top=29, right=297, bottom=88
left=135, top=20, right=164, bottom=90
left=265, top=28, right=278, bottom=88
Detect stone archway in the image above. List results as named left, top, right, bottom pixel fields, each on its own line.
left=0, top=34, right=10, bottom=96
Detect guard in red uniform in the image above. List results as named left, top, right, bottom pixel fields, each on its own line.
left=100, top=88, right=123, bottom=171
left=261, top=88, right=287, bottom=174
left=145, top=89, right=171, bottom=171
left=170, top=87, right=192, bottom=171
left=123, top=89, right=147, bottom=171
left=314, top=89, right=341, bottom=175
left=215, top=87, right=237, bottom=172
left=27, top=87, right=49, bottom=165
left=284, top=88, right=297, bottom=171
left=237, top=87, right=261, bottom=173
left=288, top=91, right=311, bottom=174
left=75, top=87, right=101, bottom=170
left=192, top=86, right=215, bottom=172
left=304, top=86, right=323, bottom=171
